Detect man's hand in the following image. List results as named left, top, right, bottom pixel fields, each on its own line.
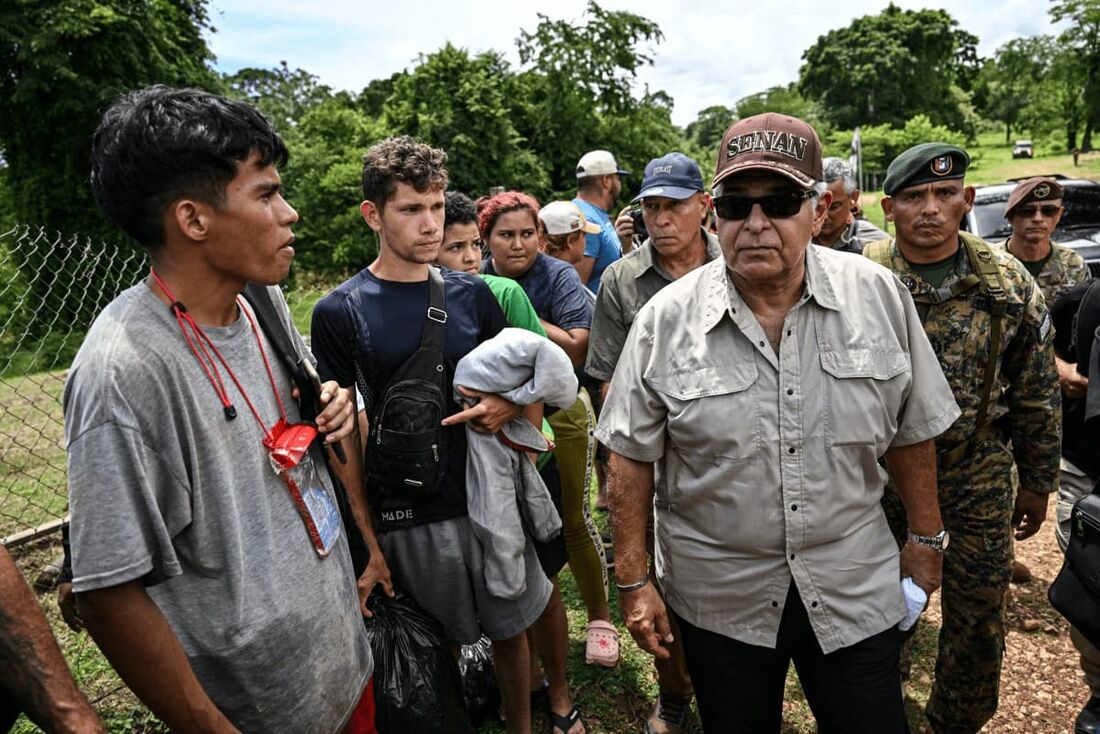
left=1056, top=355, right=1088, bottom=399
left=900, top=541, right=943, bottom=596
left=357, top=551, right=394, bottom=618
left=614, top=206, right=635, bottom=251
left=57, top=582, right=83, bottom=633
left=314, top=381, right=355, bottom=444
left=619, top=582, right=673, bottom=659
left=1013, top=489, right=1049, bottom=540
left=442, top=387, right=522, bottom=434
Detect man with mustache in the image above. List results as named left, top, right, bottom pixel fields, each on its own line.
left=599, top=114, right=960, bottom=733
left=866, top=144, right=1062, bottom=734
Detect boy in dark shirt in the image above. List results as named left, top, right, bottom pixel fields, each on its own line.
left=311, top=137, right=551, bottom=734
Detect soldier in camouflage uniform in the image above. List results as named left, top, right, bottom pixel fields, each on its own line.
left=865, top=143, right=1061, bottom=734
left=1000, top=177, right=1089, bottom=306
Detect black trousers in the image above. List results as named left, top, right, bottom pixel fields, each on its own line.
left=672, top=584, right=909, bottom=734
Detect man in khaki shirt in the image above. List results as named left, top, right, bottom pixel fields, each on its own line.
left=590, top=152, right=719, bottom=734
left=598, top=113, right=960, bottom=734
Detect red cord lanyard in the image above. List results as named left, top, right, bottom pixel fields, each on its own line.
left=149, top=268, right=287, bottom=443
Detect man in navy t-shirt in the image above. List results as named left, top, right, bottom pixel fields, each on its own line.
left=310, top=136, right=551, bottom=734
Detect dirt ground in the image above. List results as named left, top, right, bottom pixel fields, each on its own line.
left=921, top=500, right=1087, bottom=734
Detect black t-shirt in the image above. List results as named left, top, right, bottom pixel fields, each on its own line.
left=1052, top=279, right=1100, bottom=478
left=311, top=267, right=507, bottom=529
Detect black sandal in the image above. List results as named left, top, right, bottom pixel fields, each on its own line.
left=549, top=705, right=585, bottom=734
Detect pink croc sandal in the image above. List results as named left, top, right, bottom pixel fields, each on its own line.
left=585, top=619, right=620, bottom=667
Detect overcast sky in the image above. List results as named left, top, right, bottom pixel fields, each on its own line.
left=206, top=1, right=1060, bottom=127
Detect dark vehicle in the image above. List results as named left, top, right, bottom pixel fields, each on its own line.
left=961, top=178, right=1100, bottom=276
left=1012, top=140, right=1034, bottom=159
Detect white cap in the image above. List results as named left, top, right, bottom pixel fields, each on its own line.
left=575, top=150, right=630, bottom=178
left=538, top=201, right=602, bottom=236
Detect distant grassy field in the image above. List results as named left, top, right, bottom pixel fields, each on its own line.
left=860, top=132, right=1100, bottom=233
left=0, top=370, right=68, bottom=539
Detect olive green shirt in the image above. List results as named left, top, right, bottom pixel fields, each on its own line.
left=585, top=229, right=721, bottom=382
left=997, top=240, right=1089, bottom=308
left=596, top=245, right=960, bottom=653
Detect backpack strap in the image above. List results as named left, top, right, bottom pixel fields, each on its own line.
left=421, top=265, right=447, bottom=352
left=242, top=283, right=302, bottom=383
left=862, top=238, right=893, bottom=266
left=938, top=233, right=1009, bottom=469
left=242, top=284, right=363, bottom=569
left=960, top=233, right=1008, bottom=432
left=241, top=283, right=347, bottom=464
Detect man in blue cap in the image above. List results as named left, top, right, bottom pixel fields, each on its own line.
left=865, top=142, right=1061, bottom=734
left=588, top=151, right=718, bottom=734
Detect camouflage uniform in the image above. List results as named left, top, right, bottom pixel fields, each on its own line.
left=997, top=239, right=1089, bottom=306
left=867, top=232, right=1061, bottom=734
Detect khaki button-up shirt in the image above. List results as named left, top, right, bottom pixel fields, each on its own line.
left=586, top=228, right=721, bottom=382
left=596, top=245, right=960, bottom=653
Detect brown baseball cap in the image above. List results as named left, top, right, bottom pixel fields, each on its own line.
left=713, top=113, right=823, bottom=191
left=1004, top=177, right=1064, bottom=218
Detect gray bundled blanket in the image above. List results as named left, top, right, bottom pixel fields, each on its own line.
left=453, top=328, right=578, bottom=599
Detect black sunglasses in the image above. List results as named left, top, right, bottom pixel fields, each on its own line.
left=1012, top=204, right=1061, bottom=218
left=713, top=190, right=816, bottom=220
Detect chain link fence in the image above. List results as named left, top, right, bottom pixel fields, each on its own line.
left=0, top=224, right=327, bottom=732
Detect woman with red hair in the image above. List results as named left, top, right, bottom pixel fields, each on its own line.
left=479, top=193, right=616, bottom=727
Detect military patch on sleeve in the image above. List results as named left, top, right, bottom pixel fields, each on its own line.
left=1038, top=311, right=1052, bottom=342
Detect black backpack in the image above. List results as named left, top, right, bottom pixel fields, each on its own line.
left=360, top=266, right=450, bottom=498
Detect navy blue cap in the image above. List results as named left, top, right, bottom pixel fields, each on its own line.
left=632, top=152, right=705, bottom=203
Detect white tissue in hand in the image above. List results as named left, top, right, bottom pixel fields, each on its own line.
left=899, top=577, right=928, bottom=632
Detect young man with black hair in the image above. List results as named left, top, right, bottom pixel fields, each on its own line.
left=311, top=137, right=552, bottom=734
left=69, top=85, right=376, bottom=733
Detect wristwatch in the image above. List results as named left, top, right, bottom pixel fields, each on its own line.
left=907, top=529, right=950, bottom=553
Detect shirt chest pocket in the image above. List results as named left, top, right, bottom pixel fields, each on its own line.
left=648, top=361, right=760, bottom=461
left=818, top=348, right=908, bottom=448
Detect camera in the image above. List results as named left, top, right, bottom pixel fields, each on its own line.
left=630, top=206, right=649, bottom=241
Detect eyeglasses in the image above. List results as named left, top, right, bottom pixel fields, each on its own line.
left=1013, top=204, right=1061, bottom=218
left=713, top=190, right=816, bottom=220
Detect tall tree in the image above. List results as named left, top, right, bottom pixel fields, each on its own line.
left=735, top=85, right=822, bottom=126
left=0, top=0, right=218, bottom=329
left=686, top=105, right=735, bottom=152
left=281, top=98, right=386, bottom=276
left=0, top=0, right=219, bottom=238
left=225, top=61, right=334, bottom=133
left=513, top=0, right=670, bottom=193
left=1051, top=0, right=1100, bottom=149
left=383, top=44, right=548, bottom=199
left=798, top=4, right=978, bottom=132
left=975, top=37, right=1054, bottom=143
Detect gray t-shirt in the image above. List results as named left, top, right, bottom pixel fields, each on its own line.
left=65, top=283, right=371, bottom=733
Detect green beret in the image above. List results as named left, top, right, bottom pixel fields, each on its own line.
left=883, top=143, right=970, bottom=196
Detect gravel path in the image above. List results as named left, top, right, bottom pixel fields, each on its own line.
left=920, top=501, right=1086, bottom=733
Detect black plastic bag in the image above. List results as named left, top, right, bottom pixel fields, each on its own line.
left=364, top=590, right=473, bottom=734
left=458, top=635, right=500, bottom=723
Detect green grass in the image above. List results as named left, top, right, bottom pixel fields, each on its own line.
left=11, top=539, right=165, bottom=734
left=471, top=486, right=943, bottom=734
left=859, top=131, right=1100, bottom=234
left=284, top=285, right=329, bottom=336
left=0, top=371, right=69, bottom=539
